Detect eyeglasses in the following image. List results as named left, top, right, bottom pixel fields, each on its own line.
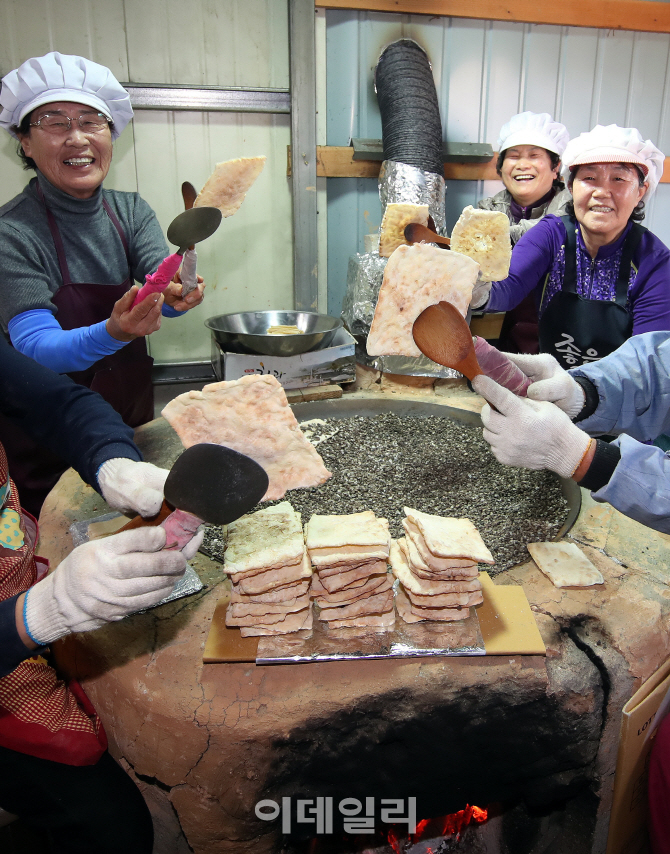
left=29, top=113, right=110, bottom=135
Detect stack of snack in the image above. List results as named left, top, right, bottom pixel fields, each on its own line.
left=305, top=511, right=394, bottom=630
left=224, top=502, right=313, bottom=637
left=390, top=507, right=492, bottom=623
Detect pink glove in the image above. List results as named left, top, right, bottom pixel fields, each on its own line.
left=473, top=337, right=531, bottom=396
left=472, top=374, right=591, bottom=479
left=132, top=253, right=183, bottom=308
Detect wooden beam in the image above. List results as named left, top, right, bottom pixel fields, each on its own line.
left=289, top=146, right=670, bottom=182
left=315, top=0, right=670, bottom=34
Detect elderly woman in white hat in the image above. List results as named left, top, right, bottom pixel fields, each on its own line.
left=474, top=123, right=670, bottom=369
left=0, top=52, right=204, bottom=516
left=478, top=111, right=571, bottom=244
left=476, top=111, right=571, bottom=353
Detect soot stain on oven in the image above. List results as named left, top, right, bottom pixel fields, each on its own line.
left=261, top=675, right=601, bottom=838
left=273, top=412, right=568, bottom=574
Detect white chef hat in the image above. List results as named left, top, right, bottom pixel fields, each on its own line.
left=497, top=111, right=569, bottom=157
left=562, top=124, right=665, bottom=197
left=0, top=51, right=133, bottom=140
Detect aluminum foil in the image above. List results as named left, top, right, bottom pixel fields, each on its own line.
left=341, top=252, right=388, bottom=336
left=378, top=160, right=446, bottom=234
left=256, top=605, right=485, bottom=664
left=69, top=513, right=204, bottom=608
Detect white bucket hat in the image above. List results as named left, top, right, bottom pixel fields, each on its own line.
left=497, top=111, right=570, bottom=157
left=562, top=124, right=665, bottom=197
left=0, top=51, right=133, bottom=140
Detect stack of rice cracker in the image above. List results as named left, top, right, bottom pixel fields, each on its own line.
left=390, top=507, right=492, bottom=623
left=224, top=502, right=313, bottom=637
left=305, top=511, right=395, bottom=630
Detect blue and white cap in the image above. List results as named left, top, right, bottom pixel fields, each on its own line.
left=0, top=51, right=133, bottom=139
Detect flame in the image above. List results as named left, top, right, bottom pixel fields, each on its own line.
left=403, top=804, right=488, bottom=845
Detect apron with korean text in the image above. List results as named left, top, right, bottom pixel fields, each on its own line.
left=0, top=443, right=106, bottom=765
left=0, top=188, right=154, bottom=516
left=538, top=215, right=644, bottom=368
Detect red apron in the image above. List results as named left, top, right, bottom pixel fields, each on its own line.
left=0, top=190, right=154, bottom=517
left=0, top=443, right=106, bottom=765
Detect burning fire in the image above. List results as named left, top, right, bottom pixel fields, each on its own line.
left=387, top=805, right=488, bottom=853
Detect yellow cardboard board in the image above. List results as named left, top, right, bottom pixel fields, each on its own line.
left=606, top=657, right=670, bottom=854
left=477, top=571, right=545, bottom=655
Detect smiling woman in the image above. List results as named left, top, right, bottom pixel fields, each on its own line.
left=0, top=51, right=208, bottom=517
left=475, top=111, right=572, bottom=354
left=478, top=124, right=670, bottom=369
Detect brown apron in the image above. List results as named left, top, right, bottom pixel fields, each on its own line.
left=0, top=190, right=154, bottom=517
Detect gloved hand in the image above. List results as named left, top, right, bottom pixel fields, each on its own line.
left=470, top=275, right=492, bottom=310
left=504, top=352, right=586, bottom=417
left=97, top=458, right=169, bottom=517
left=472, top=374, right=591, bottom=478
left=23, top=527, right=192, bottom=645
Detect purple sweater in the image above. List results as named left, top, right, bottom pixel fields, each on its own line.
left=486, top=215, right=670, bottom=335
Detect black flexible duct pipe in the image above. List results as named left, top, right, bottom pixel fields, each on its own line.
left=374, top=39, right=444, bottom=177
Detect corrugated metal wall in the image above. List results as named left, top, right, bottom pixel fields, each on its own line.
left=325, top=9, right=670, bottom=317
left=0, top=0, right=291, bottom=363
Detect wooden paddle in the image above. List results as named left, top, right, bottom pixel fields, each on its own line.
left=412, top=301, right=482, bottom=381
left=404, top=222, right=450, bottom=249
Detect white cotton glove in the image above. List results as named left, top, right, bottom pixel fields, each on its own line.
left=97, top=458, right=169, bottom=517
left=504, top=353, right=586, bottom=418
left=472, top=374, right=591, bottom=478
left=23, top=527, right=187, bottom=645
left=470, top=275, right=492, bottom=310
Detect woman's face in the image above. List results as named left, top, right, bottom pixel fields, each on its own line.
left=500, top=145, right=559, bottom=206
left=571, top=162, right=648, bottom=247
left=19, top=101, right=113, bottom=199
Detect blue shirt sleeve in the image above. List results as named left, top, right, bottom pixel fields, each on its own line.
left=570, top=331, right=670, bottom=532
left=9, top=309, right=127, bottom=373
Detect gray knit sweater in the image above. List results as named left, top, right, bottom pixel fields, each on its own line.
left=0, top=171, right=168, bottom=333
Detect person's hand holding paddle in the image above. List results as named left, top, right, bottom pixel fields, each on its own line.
left=502, top=352, right=586, bottom=416
left=472, top=374, right=593, bottom=480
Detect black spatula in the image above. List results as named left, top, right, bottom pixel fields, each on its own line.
left=120, top=444, right=268, bottom=534
left=164, top=443, right=268, bottom=525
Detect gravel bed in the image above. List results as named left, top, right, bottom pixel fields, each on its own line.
left=201, top=413, right=569, bottom=574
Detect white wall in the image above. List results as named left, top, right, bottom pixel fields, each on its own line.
left=0, top=0, right=292, bottom=363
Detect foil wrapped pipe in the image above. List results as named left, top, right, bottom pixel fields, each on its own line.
left=378, top=160, right=446, bottom=235
left=375, top=39, right=446, bottom=233
left=374, top=39, right=444, bottom=177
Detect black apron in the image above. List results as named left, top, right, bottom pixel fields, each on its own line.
left=0, top=189, right=154, bottom=517
left=538, top=215, right=644, bottom=368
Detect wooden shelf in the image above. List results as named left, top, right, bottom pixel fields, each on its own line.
left=289, top=146, right=670, bottom=183
left=315, top=0, right=670, bottom=35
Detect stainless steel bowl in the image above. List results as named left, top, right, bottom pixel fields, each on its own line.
left=205, top=310, right=343, bottom=357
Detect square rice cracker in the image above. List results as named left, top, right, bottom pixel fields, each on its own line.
left=398, top=533, right=478, bottom=578
left=237, top=552, right=312, bottom=595
left=450, top=205, right=511, bottom=281
left=318, top=589, right=394, bottom=621
left=404, top=508, right=494, bottom=564
left=239, top=607, right=313, bottom=637
left=306, top=511, right=390, bottom=549
left=366, top=243, right=479, bottom=358
left=379, top=203, right=429, bottom=258
left=224, top=501, right=304, bottom=575
left=390, top=540, right=477, bottom=596
left=527, top=541, right=604, bottom=588
left=161, top=374, right=331, bottom=501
